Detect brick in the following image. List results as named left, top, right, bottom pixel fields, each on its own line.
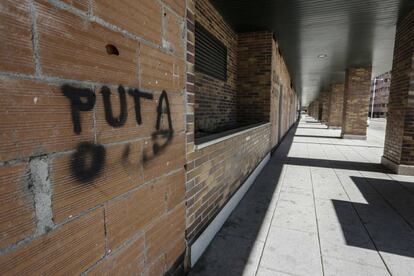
left=92, top=0, right=162, bottom=45
left=140, top=44, right=185, bottom=92
left=310, top=100, right=320, bottom=120
left=88, top=235, right=145, bottom=276
left=0, top=0, right=34, bottom=74
left=194, top=0, right=239, bottom=132
left=237, top=32, right=273, bottom=125
left=35, top=0, right=139, bottom=86
left=51, top=141, right=143, bottom=222
left=165, top=238, right=185, bottom=270
left=384, top=9, right=414, bottom=165
left=269, top=39, right=297, bottom=147
left=187, top=133, right=195, bottom=143
left=187, top=0, right=195, bottom=12
left=164, top=0, right=186, bottom=17
left=146, top=204, right=185, bottom=263
left=186, top=41, right=194, bottom=53
left=164, top=9, right=185, bottom=58
left=145, top=237, right=184, bottom=276
left=0, top=78, right=94, bottom=162
left=61, top=0, right=89, bottom=11
left=186, top=125, right=271, bottom=241
left=187, top=8, right=194, bottom=22
left=104, top=170, right=183, bottom=250
left=342, top=67, right=372, bottom=137
left=142, top=132, right=186, bottom=181
left=0, top=163, right=35, bottom=249
left=95, top=88, right=185, bottom=144
left=165, top=169, right=185, bottom=210
left=327, top=84, right=344, bottom=128
left=320, top=89, right=330, bottom=123
left=175, top=58, right=186, bottom=92
left=146, top=255, right=167, bottom=276
left=105, top=176, right=167, bottom=250
left=0, top=208, right=105, bottom=275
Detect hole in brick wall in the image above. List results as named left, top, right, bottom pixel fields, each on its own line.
left=106, top=44, right=119, bottom=56
left=164, top=12, right=167, bottom=16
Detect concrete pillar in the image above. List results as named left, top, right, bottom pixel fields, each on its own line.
left=382, top=9, right=414, bottom=175
left=341, top=67, right=372, bottom=139
left=321, top=89, right=330, bottom=124
left=327, top=84, right=344, bottom=128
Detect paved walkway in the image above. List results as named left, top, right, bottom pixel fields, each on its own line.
left=190, top=115, right=414, bottom=276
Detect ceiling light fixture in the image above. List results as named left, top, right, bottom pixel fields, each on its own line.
left=317, top=54, right=327, bottom=58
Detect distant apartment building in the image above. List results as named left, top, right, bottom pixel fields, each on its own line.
left=369, top=71, right=391, bottom=118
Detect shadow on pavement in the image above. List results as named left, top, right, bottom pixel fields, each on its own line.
left=333, top=176, right=414, bottom=258
left=294, top=134, right=342, bottom=139
left=286, top=157, right=389, bottom=173
left=189, top=124, right=297, bottom=276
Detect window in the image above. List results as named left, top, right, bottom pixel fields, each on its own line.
left=195, top=22, right=227, bottom=81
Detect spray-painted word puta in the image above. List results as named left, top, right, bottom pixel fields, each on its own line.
left=62, top=84, right=174, bottom=183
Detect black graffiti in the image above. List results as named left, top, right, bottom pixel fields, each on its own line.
left=144, top=91, right=174, bottom=162
left=71, top=142, right=106, bottom=183
left=62, top=85, right=96, bottom=134
left=101, top=85, right=128, bottom=127
left=63, top=84, right=158, bottom=132
left=63, top=84, right=176, bottom=181
left=128, top=88, right=153, bottom=125
left=121, top=143, right=131, bottom=164
left=152, top=90, right=174, bottom=154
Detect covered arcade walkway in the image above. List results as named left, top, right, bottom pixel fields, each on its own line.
left=190, top=115, right=414, bottom=276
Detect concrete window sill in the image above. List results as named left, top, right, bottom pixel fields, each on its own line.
left=195, top=122, right=270, bottom=150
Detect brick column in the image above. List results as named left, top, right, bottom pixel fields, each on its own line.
left=312, top=99, right=320, bottom=120
left=312, top=101, right=316, bottom=118
left=327, top=84, right=344, bottom=128
left=341, top=67, right=372, bottom=139
left=309, top=101, right=315, bottom=117
left=382, top=9, right=414, bottom=175
left=321, top=89, right=330, bottom=124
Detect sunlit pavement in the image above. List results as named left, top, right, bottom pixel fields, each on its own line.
left=190, top=115, right=414, bottom=276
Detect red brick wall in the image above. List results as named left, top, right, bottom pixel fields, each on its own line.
left=327, top=84, right=344, bottom=128
left=0, top=0, right=186, bottom=275
left=280, top=81, right=297, bottom=139
left=342, top=67, right=372, bottom=137
left=383, top=9, right=414, bottom=165
left=194, top=0, right=238, bottom=133
left=185, top=124, right=271, bottom=242
left=185, top=1, right=298, bottom=245
left=271, top=40, right=298, bottom=147
left=186, top=0, right=272, bottom=244
left=238, top=32, right=273, bottom=124
left=1, top=0, right=300, bottom=272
